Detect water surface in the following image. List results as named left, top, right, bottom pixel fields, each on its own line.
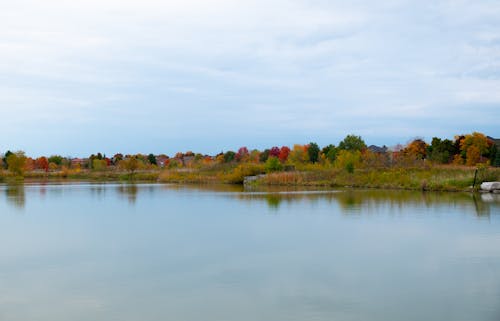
left=1, top=183, right=499, bottom=321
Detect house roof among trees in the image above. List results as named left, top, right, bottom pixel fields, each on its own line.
left=487, top=136, right=500, bottom=147
left=368, top=145, right=388, bottom=153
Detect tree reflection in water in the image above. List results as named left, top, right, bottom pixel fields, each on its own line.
left=5, top=184, right=26, bottom=209
left=229, top=188, right=499, bottom=217
left=117, top=184, right=139, bottom=204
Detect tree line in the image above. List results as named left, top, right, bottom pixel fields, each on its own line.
left=1, top=132, right=499, bottom=177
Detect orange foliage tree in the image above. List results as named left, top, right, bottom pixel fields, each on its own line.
left=35, top=157, right=49, bottom=172
left=278, top=146, right=290, bottom=163
left=459, top=132, right=490, bottom=165
left=404, top=139, right=428, bottom=159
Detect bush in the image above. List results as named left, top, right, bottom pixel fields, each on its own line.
left=345, top=161, right=354, bottom=173
left=223, top=163, right=265, bottom=184
left=265, top=157, right=283, bottom=173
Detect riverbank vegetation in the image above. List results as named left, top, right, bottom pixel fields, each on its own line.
left=1, top=132, right=499, bottom=191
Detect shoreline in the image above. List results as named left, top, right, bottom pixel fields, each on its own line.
left=1, top=166, right=499, bottom=193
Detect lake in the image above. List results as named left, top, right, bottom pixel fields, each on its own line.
left=1, top=183, right=499, bottom=321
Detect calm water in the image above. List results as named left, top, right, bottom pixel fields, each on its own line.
left=1, top=183, right=499, bottom=321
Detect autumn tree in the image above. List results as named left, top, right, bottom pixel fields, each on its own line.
left=269, top=146, right=280, bottom=158
left=25, top=158, right=35, bottom=172
left=259, top=149, right=270, bottom=163
left=465, top=145, right=481, bottom=166
left=338, top=135, right=366, bottom=152
left=278, top=146, right=290, bottom=163
left=404, top=139, right=428, bottom=160
left=459, top=132, right=490, bottom=165
left=92, top=159, right=108, bottom=171
left=235, top=147, right=249, bottom=162
left=7, top=151, right=27, bottom=176
left=194, top=153, right=203, bottom=162
left=288, top=144, right=309, bottom=164
left=168, top=158, right=181, bottom=169
left=113, top=153, right=124, bottom=165
left=215, top=153, right=225, bottom=164
left=362, top=150, right=390, bottom=168
left=35, top=157, right=49, bottom=172
left=249, top=149, right=261, bottom=163
left=335, top=150, right=361, bottom=173
left=119, top=157, right=140, bottom=174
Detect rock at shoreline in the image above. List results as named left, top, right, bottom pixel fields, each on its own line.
left=243, top=174, right=266, bottom=185
left=480, top=182, right=500, bottom=192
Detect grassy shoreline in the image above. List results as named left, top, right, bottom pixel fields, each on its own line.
left=1, top=166, right=499, bottom=192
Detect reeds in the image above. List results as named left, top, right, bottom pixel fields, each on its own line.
left=2, top=163, right=499, bottom=192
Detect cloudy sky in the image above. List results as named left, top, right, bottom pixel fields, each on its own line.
left=1, top=0, right=499, bottom=157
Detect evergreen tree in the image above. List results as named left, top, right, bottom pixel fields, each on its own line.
left=308, top=142, right=320, bottom=163
left=148, top=153, right=157, bottom=165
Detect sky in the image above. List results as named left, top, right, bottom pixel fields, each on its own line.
left=1, top=0, right=499, bottom=157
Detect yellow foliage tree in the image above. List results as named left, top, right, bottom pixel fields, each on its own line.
left=465, top=145, right=481, bottom=166
left=7, top=151, right=27, bottom=176
left=119, top=157, right=140, bottom=174
left=288, top=144, right=309, bottom=164
left=460, top=132, right=489, bottom=165
left=335, top=150, right=362, bottom=173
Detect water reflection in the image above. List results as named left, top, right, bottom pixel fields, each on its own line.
left=265, top=194, right=282, bottom=209
left=230, top=188, right=499, bottom=217
left=117, top=184, right=139, bottom=204
left=5, top=184, right=26, bottom=209
left=1, top=183, right=499, bottom=218
left=0, top=183, right=498, bottom=321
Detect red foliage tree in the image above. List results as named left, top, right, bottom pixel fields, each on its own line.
left=235, top=147, right=249, bottom=162
left=35, top=156, right=49, bottom=172
left=269, top=146, right=280, bottom=158
left=278, top=146, right=290, bottom=163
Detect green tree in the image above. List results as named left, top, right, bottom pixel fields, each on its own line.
left=427, top=137, right=456, bottom=164
left=148, top=154, right=157, bottom=165
left=308, top=142, right=320, bottom=163
left=7, top=151, right=27, bottom=176
left=224, top=151, right=236, bottom=163
left=265, top=156, right=283, bottom=173
left=259, top=149, right=270, bottom=163
left=321, top=144, right=337, bottom=162
left=487, top=141, right=497, bottom=163
left=48, top=155, right=63, bottom=166
left=2, top=150, right=13, bottom=169
left=338, top=135, right=366, bottom=152
left=493, top=146, right=500, bottom=167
